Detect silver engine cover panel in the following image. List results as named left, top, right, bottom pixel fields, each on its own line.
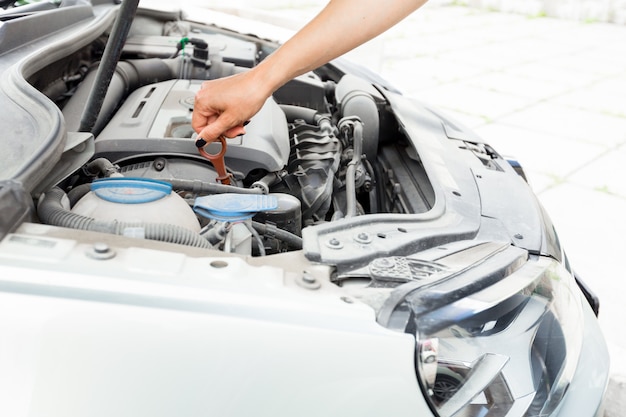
left=95, top=79, right=290, bottom=176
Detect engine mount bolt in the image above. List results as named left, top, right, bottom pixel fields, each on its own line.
left=326, top=238, right=343, bottom=249
left=372, top=257, right=395, bottom=269
left=302, top=272, right=317, bottom=284
left=153, top=157, right=166, bottom=172
left=93, top=243, right=110, bottom=254
left=354, top=232, right=372, bottom=244
left=296, top=271, right=321, bottom=290
left=86, top=242, right=116, bottom=260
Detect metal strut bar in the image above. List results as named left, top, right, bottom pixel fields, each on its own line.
left=78, top=0, right=141, bottom=133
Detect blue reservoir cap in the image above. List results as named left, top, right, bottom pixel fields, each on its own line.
left=91, top=178, right=172, bottom=204
left=194, top=194, right=278, bottom=222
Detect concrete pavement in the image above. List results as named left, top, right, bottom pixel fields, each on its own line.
left=208, top=1, right=626, bottom=414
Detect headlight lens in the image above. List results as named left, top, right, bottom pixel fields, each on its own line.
left=386, top=254, right=584, bottom=417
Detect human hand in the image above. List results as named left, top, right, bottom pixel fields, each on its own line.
left=191, top=0, right=427, bottom=143
left=191, top=72, right=270, bottom=143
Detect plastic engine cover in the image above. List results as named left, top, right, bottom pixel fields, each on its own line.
left=94, top=79, right=290, bottom=176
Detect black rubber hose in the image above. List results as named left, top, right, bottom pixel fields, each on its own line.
left=84, top=158, right=120, bottom=177
left=39, top=188, right=211, bottom=249
left=117, top=59, right=175, bottom=90
left=78, top=0, right=141, bottom=133
left=279, top=105, right=330, bottom=125
left=67, top=183, right=91, bottom=207
left=167, top=179, right=263, bottom=195
left=252, top=221, right=302, bottom=250
left=280, top=105, right=318, bottom=124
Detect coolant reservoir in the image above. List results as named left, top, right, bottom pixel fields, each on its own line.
left=72, top=178, right=200, bottom=232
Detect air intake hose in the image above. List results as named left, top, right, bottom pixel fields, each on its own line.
left=335, top=74, right=381, bottom=161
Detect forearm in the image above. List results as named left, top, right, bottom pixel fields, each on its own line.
left=253, top=0, right=428, bottom=95
left=192, top=0, right=427, bottom=141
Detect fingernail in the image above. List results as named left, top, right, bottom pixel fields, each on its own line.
left=195, top=137, right=207, bottom=148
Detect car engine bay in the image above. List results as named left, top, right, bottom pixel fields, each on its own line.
left=32, top=7, right=436, bottom=258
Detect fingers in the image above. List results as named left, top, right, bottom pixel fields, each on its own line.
left=194, top=112, right=247, bottom=143
left=197, top=118, right=230, bottom=143
left=223, top=125, right=246, bottom=138
left=190, top=104, right=217, bottom=135
left=192, top=72, right=263, bottom=142
left=191, top=82, right=221, bottom=138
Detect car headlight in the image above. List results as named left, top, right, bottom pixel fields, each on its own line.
left=379, top=247, right=584, bottom=417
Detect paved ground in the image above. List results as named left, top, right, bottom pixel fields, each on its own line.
left=209, top=1, right=626, bottom=413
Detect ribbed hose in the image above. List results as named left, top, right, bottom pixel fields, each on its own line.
left=39, top=188, right=211, bottom=249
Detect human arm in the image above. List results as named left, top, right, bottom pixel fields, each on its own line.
left=191, top=0, right=428, bottom=142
